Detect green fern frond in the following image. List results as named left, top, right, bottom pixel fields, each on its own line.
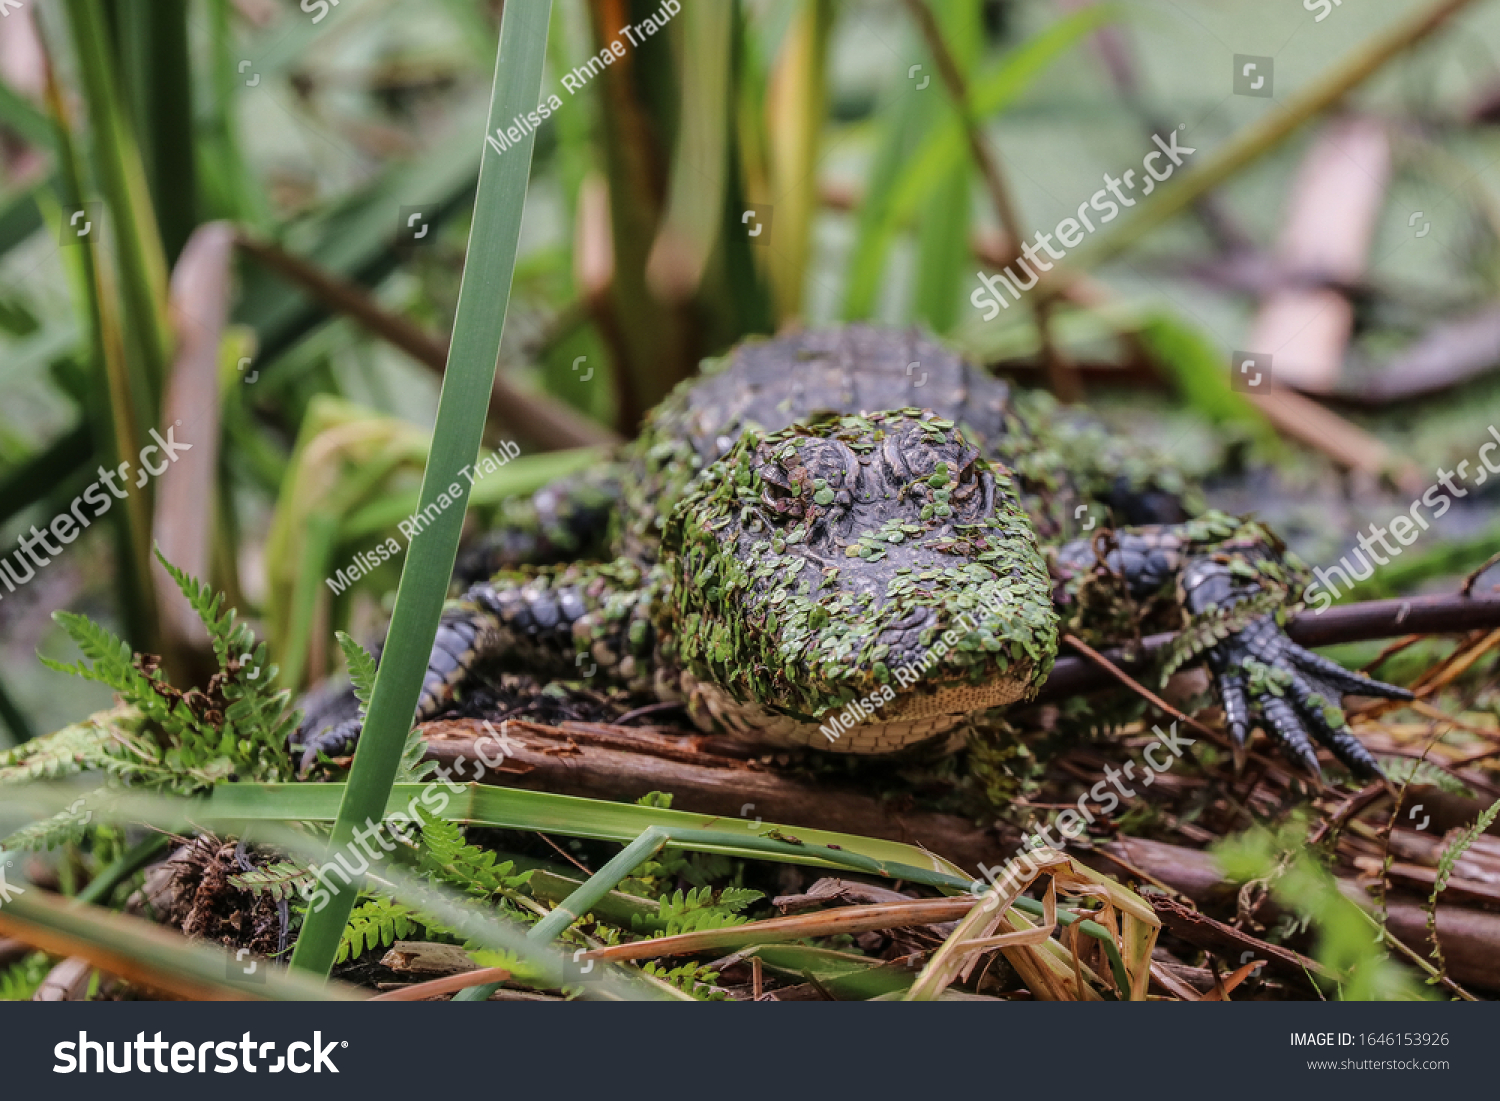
left=1, top=808, right=93, bottom=852
left=418, top=810, right=533, bottom=899
left=640, top=959, right=727, bottom=999
left=230, top=860, right=317, bottom=902
left=0, top=707, right=134, bottom=784
left=335, top=632, right=433, bottom=782
left=40, top=612, right=157, bottom=704
left=336, top=632, right=378, bottom=717
left=1426, top=796, right=1500, bottom=965
left=336, top=898, right=428, bottom=964
left=1434, top=801, right=1500, bottom=896
left=1379, top=757, right=1475, bottom=799
left=16, top=556, right=297, bottom=794
left=649, top=885, right=763, bottom=937
left=396, top=729, right=436, bottom=784
left=155, top=547, right=256, bottom=669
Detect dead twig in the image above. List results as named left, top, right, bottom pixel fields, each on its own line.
left=900, top=0, right=1080, bottom=402
left=1041, top=591, right=1500, bottom=700
left=368, top=966, right=513, bottom=1002
left=234, top=232, right=619, bottom=451
left=1463, top=550, right=1500, bottom=596
left=1061, top=633, right=1220, bottom=744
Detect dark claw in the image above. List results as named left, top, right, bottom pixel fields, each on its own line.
left=1214, top=666, right=1253, bottom=750
left=1260, top=693, right=1323, bottom=779
left=1285, top=643, right=1414, bottom=703
left=1284, top=669, right=1382, bottom=778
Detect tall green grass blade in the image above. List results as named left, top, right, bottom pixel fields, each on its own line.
left=204, top=781, right=969, bottom=883
left=288, top=0, right=556, bottom=979
left=911, top=0, right=981, bottom=334
left=840, top=28, right=943, bottom=322
left=34, top=39, right=159, bottom=648
left=117, top=0, right=196, bottom=264
left=763, top=0, right=831, bottom=323
left=62, top=0, right=174, bottom=408
left=645, top=0, right=733, bottom=302
left=199, top=0, right=267, bottom=226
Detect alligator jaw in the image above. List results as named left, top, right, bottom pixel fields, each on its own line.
left=669, top=667, right=1031, bottom=754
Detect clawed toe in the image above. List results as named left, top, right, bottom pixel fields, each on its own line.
left=1286, top=643, right=1414, bottom=703
left=1202, top=613, right=1400, bottom=781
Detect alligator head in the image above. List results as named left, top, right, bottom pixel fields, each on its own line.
left=661, top=411, right=1059, bottom=751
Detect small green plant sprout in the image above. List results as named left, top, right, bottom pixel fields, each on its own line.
left=1215, top=814, right=1429, bottom=1001
left=0, top=551, right=295, bottom=850
left=335, top=631, right=433, bottom=784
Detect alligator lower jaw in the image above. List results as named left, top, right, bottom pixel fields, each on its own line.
left=671, top=667, right=1032, bottom=755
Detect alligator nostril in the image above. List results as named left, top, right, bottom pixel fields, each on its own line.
left=877, top=606, right=934, bottom=650
left=886, top=606, right=931, bottom=631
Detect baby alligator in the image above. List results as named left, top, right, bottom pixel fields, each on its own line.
left=294, top=325, right=1409, bottom=777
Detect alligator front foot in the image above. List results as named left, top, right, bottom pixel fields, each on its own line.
left=1185, top=560, right=1413, bottom=779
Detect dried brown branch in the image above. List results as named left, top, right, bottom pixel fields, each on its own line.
left=585, top=896, right=982, bottom=964
left=234, top=232, right=620, bottom=451
left=368, top=965, right=512, bottom=1003
left=900, top=0, right=1080, bottom=402
left=1040, top=591, right=1500, bottom=700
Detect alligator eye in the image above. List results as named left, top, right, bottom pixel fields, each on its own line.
left=951, top=454, right=980, bottom=501
left=758, top=473, right=798, bottom=521
left=762, top=481, right=793, bottom=506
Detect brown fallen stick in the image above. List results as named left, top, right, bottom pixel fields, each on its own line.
left=584, top=896, right=981, bottom=964
left=234, top=233, right=619, bottom=452
left=420, top=719, right=1023, bottom=872
left=417, top=595, right=1500, bottom=873
left=368, top=965, right=512, bottom=1003
left=1038, top=591, right=1500, bottom=701
left=1148, top=894, right=1331, bottom=986
left=1099, top=834, right=1499, bottom=993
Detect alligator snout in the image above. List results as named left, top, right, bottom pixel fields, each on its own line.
left=875, top=605, right=935, bottom=665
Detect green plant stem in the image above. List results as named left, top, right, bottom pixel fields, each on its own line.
left=119, top=0, right=196, bottom=264
left=37, top=23, right=159, bottom=650
left=75, top=832, right=169, bottom=906
left=457, top=824, right=1128, bottom=1001
left=61, top=0, right=174, bottom=408
left=1073, top=0, right=1482, bottom=269
left=288, top=0, right=554, bottom=979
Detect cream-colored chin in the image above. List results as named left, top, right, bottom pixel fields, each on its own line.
left=670, top=667, right=1031, bottom=756
left=879, top=672, right=1032, bottom=722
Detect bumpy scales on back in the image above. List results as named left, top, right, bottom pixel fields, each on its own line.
left=295, top=326, right=1410, bottom=777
